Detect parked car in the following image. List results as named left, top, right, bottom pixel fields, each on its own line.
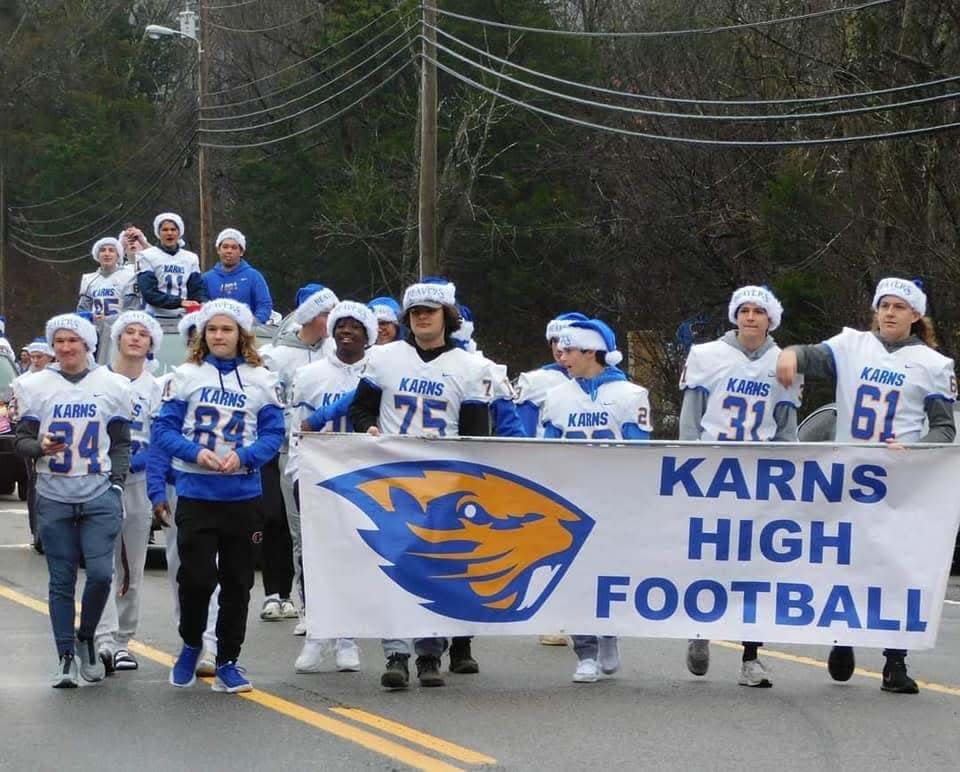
left=798, top=403, right=960, bottom=575
left=0, top=355, right=28, bottom=501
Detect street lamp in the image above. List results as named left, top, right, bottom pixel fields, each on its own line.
left=145, top=2, right=212, bottom=270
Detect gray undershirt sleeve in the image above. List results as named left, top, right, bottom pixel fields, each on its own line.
left=793, top=344, right=837, bottom=379
left=772, top=403, right=799, bottom=442
left=920, top=399, right=956, bottom=444
left=678, top=388, right=707, bottom=441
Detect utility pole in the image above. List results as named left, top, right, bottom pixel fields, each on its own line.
left=0, top=163, right=6, bottom=316
left=196, top=1, right=212, bottom=271
left=418, top=2, right=438, bottom=278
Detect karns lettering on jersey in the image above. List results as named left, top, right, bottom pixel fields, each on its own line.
left=198, top=387, right=247, bottom=408
left=726, top=378, right=771, bottom=397
left=52, top=403, right=97, bottom=419
left=397, top=377, right=445, bottom=397
left=568, top=411, right=609, bottom=428
left=859, top=367, right=905, bottom=388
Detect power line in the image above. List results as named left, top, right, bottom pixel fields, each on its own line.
left=9, top=133, right=197, bottom=252
left=425, top=0, right=898, bottom=39
left=201, top=27, right=414, bottom=124
left=8, top=242, right=94, bottom=264
left=430, top=23, right=960, bottom=108
left=430, top=37, right=960, bottom=123
left=9, top=120, right=200, bottom=237
left=200, top=46, right=411, bottom=133
left=203, top=0, right=262, bottom=10
left=199, top=58, right=413, bottom=148
left=206, top=6, right=405, bottom=97
left=206, top=12, right=413, bottom=108
left=9, top=110, right=197, bottom=213
left=426, top=54, right=960, bottom=148
left=208, top=6, right=322, bottom=34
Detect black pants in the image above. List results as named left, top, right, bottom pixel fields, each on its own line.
left=258, top=455, right=294, bottom=598
left=176, top=496, right=259, bottom=664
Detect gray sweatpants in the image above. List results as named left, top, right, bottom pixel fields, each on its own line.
left=96, top=478, right=152, bottom=653
left=280, top=452, right=303, bottom=612
left=572, top=635, right=616, bottom=660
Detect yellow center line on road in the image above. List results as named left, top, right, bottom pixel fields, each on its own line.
left=0, top=582, right=495, bottom=771
left=713, top=640, right=960, bottom=696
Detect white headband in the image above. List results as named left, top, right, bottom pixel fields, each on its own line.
left=328, top=301, right=378, bottom=347
left=201, top=298, right=255, bottom=334
left=45, top=314, right=98, bottom=354
left=216, top=228, right=246, bottom=251
left=402, top=281, right=456, bottom=311
left=728, top=286, right=783, bottom=332
left=873, top=277, right=927, bottom=317
left=110, top=311, right=164, bottom=352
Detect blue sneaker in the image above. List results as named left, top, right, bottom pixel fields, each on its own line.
left=212, top=661, right=252, bottom=693
left=170, top=644, right=202, bottom=688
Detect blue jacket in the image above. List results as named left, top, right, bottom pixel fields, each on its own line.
left=202, top=260, right=273, bottom=323
left=153, top=355, right=285, bottom=501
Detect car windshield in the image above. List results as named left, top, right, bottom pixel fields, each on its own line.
left=0, top=357, right=17, bottom=399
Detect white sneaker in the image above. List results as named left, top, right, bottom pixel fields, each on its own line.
left=598, top=636, right=619, bottom=675
left=295, top=639, right=333, bottom=673
left=335, top=639, right=361, bottom=672
left=738, top=658, right=773, bottom=688
left=572, top=658, right=600, bottom=683
left=260, top=598, right=282, bottom=620
left=293, top=618, right=307, bottom=636
left=279, top=599, right=298, bottom=619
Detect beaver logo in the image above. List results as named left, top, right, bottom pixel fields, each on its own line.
left=320, top=460, right=594, bottom=622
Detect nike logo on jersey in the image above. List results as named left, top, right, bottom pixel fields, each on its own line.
left=859, top=366, right=905, bottom=387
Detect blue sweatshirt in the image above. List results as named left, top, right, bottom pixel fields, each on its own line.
left=153, top=355, right=285, bottom=501
left=202, top=259, right=273, bottom=323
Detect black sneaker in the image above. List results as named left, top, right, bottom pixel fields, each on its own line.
left=380, top=654, right=410, bottom=690
left=98, top=647, right=116, bottom=676
left=827, top=646, right=855, bottom=682
left=416, top=655, right=445, bottom=687
left=113, top=649, right=138, bottom=671
left=881, top=656, right=919, bottom=694
left=448, top=637, right=479, bottom=674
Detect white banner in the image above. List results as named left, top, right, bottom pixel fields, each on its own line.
left=299, top=435, right=960, bottom=649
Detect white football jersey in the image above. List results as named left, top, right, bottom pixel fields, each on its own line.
left=78, top=267, right=136, bottom=317
left=516, top=366, right=568, bottom=437
left=137, top=246, right=200, bottom=314
left=163, top=361, right=282, bottom=475
left=542, top=378, right=652, bottom=439
left=286, top=354, right=367, bottom=482
left=362, top=341, right=492, bottom=436
left=680, top=339, right=803, bottom=442
left=825, top=328, right=957, bottom=443
left=14, top=366, right=134, bottom=478
left=117, top=368, right=162, bottom=481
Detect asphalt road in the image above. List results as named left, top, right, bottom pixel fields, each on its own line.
left=1, top=495, right=958, bottom=771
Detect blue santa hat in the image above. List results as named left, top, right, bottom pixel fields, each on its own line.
left=546, top=312, right=589, bottom=342
left=368, top=296, right=401, bottom=324
left=75, top=310, right=95, bottom=324
left=558, top=319, right=623, bottom=367
left=292, top=284, right=339, bottom=324
left=402, top=276, right=457, bottom=312
left=451, top=304, right=475, bottom=343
